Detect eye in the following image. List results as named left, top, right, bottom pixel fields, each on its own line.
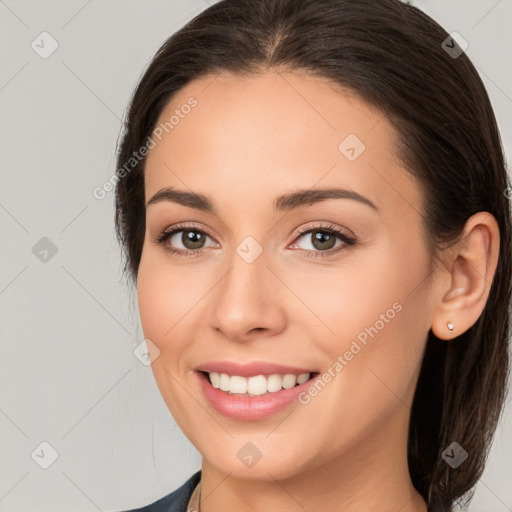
left=289, top=223, right=357, bottom=258
left=155, top=223, right=217, bottom=257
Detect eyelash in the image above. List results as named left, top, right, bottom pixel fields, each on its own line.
left=154, top=222, right=357, bottom=259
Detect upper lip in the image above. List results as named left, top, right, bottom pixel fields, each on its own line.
left=196, top=361, right=317, bottom=377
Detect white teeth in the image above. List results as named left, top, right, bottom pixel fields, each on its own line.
left=297, top=372, right=310, bottom=384
left=219, top=373, right=230, bottom=391
left=209, top=372, right=220, bottom=388
left=247, top=375, right=267, bottom=395
left=267, top=374, right=282, bottom=392
left=229, top=375, right=248, bottom=394
left=282, top=374, right=297, bottom=389
left=207, top=371, right=311, bottom=395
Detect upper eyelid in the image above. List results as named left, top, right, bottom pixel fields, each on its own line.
left=294, top=222, right=355, bottom=237
left=161, top=223, right=218, bottom=243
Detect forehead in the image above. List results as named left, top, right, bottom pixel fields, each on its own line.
left=144, top=70, right=422, bottom=219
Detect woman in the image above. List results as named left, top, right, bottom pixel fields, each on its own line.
left=114, top=0, right=511, bottom=510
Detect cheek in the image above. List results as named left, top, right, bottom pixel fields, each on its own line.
left=136, top=251, right=207, bottom=349
left=136, top=256, right=200, bottom=421
left=293, top=295, right=426, bottom=456
left=290, top=245, right=429, bottom=402
left=283, top=254, right=403, bottom=346
left=136, top=265, right=170, bottom=346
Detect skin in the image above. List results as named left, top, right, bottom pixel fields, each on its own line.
left=136, top=70, right=500, bottom=512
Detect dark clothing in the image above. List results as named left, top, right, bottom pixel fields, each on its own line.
left=120, top=470, right=450, bottom=512
left=120, top=471, right=201, bottom=512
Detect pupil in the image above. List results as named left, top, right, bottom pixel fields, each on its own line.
left=312, top=231, right=335, bottom=250
left=183, top=230, right=204, bottom=249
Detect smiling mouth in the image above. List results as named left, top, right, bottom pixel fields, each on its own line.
left=201, top=371, right=319, bottom=397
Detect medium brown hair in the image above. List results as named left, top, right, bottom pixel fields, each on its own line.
left=114, top=0, right=512, bottom=509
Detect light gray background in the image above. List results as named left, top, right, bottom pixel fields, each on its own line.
left=0, top=1, right=511, bottom=511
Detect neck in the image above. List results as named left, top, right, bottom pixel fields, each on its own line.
left=197, top=411, right=427, bottom=512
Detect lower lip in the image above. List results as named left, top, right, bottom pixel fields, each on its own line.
left=196, top=371, right=318, bottom=421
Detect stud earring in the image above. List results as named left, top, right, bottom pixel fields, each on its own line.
left=447, top=322, right=454, bottom=332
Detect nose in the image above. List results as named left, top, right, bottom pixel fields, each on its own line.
left=206, top=244, right=287, bottom=343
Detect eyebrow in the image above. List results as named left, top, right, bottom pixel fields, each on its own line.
left=145, top=186, right=378, bottom=213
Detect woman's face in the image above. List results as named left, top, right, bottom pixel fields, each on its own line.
left=137, top=70, right=437, bottom=481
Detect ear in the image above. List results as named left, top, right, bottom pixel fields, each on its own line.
left=430, top=212, right=500, bottom=340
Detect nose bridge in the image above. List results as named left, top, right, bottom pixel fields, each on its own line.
left=207, top=234, right=285, bottom=339
left=218, top=235, right=269, bottom=312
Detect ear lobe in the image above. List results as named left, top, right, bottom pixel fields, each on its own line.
left=430, top=212, right=500, bottom=341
